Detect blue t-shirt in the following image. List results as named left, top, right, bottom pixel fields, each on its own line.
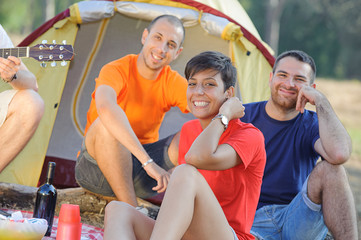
left=241, top=101, right=320, bottom=209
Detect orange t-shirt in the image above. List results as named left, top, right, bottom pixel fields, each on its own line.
left=84, top=54, right=188, bottom=144
left=178, top=119, right=266, bottom=240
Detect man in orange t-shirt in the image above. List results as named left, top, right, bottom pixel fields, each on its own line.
left=75, top=15, right=188, bottom=207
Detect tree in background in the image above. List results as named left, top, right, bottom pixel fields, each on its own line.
left=0, top=0, right=78, bottom=39
left=42, top=0, right=56, bottom=23
left=264, top=0, right=286, bottom=55
left=313, top=0, right=361, bottom=79
left=240, top=0, right=361, bottom=80
left=0, top=0, right=39, bottom=36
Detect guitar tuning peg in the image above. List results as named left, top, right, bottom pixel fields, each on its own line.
left=62, top=40, right=67, bottom=45
left=42, top=40, right=48, bottom=44
left=61, top=60, right=67, bottom=67
left=51, top=61, right=57, bottom=67
left=52, top=40, right=57, bottom=44
left=40, top=62, right=47, bottom=68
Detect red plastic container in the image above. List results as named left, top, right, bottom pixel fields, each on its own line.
left=56, top=204, right=82, bottom=240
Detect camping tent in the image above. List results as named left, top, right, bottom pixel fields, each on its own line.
left=0, top=0, right=274, bottom=188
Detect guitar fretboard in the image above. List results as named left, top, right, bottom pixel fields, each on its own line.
left=0, top=47, right=29, bottom=58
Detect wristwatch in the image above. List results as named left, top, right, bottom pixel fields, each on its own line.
left=212, top=113, right=228, bottom=130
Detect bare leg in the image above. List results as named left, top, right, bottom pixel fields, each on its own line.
left=0, top=90, right=44, bottom=172
left=104, top=201, right=155, bottom=240
left=150, top=164, right=234, bottom=240
left=168, top=131, right=180, bottom=167
left=85, top=118, right=138, bottom=206
left=308, top=161, right=358, bottom=240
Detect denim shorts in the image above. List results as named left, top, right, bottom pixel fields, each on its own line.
left=75, top=134, right=176, bottom=199
left=250, top=177, right=329, bottom=240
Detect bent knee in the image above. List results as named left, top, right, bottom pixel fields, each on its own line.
left=105, top=201, right=132, bottom=216
left=86, top=118, right=115, bottom=140
left=308, top=161, right=349, bottom=202
left=173, top=164, right=198, bottom=178
left=105, top=200, right=125, bottom=212
left=172, top=164, right=201, bottom=186
left=24, top=90, right=44, bottom=115
left=311, top=161, right=347, bottom=181
left=13, top=90, right=44, bottom=118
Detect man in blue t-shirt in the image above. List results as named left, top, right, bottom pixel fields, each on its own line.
left=242, top=50, right=357, bottom=240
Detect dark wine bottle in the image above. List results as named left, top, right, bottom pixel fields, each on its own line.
left=33, top=161, right=57, bottom=236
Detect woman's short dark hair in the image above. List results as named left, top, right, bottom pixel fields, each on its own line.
left=273, top=50, right=317, bottom=83
left=185, top=51, right=237, bottom=91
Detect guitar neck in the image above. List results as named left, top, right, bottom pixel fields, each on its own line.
left=0, top=47, right=29, bottom=59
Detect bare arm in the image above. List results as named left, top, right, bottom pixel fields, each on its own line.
left=185, top=97, right=245, bottom=170
left=0, top=56, right=37, bottom=90
left=296, top=85, right=352, bottom=164
left=95, top=85, right=171, bottom=192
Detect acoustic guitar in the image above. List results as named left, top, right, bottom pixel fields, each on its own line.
left=0, top=43, right=74, bottom=67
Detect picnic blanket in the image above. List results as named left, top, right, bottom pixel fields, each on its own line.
left=1, top=209, right=104, bottom=239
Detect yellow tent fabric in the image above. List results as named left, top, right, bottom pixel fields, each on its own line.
left=0, top=20, right=77, bottom=186
left=222, top=22, right=271, bottom=102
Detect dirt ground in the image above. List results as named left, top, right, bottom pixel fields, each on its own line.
left=315, top=79, right=361, bottom=237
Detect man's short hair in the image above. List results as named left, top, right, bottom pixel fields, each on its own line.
left=185, top=51, right=237, bottom=91
left=274, top=50, right=317, bottom=83
left=147, top=15, right=185, bottom=46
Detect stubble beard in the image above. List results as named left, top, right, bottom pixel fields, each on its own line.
left=142, top=52, right=164, bottom=72
left=271, top=88, right=297, bottom=111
